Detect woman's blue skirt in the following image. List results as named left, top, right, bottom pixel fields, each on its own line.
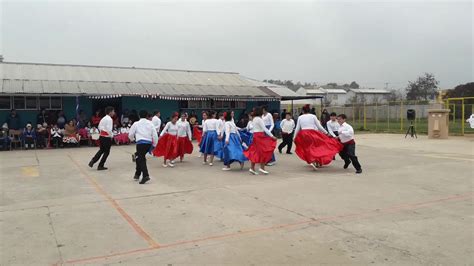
left=199, top=130, right=222, bottom=155
left=223, top=133, right=248, bottom=165
left=239, top=130, right=253, bottom=147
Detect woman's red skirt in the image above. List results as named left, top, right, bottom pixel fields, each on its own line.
left=193, top=126, right=203, bottom=144
left=152, top=133, right=179, bottom=160
left=114, top=133, right=129, bottom=144
left=294, top=129, right=343, bottom=165
left=243, top=132, right=276, bottom=163
left=177, top=136, right=194, bottom=157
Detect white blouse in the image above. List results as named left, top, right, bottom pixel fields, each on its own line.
left=203, top=118, right=218, bottom=132
left=246, top=121, right=254, bottom=133
left=160, top=122, right=178, bottom=136
left=217, top=119, right=225, bottom=136
left=252, top=117, right=274, bottom=137
left=177, top=120, right=192, bottom=139
left=224, top=121, right=239, bottom=142
left=294, top=114, right=328, bottom=137
left=262, top=112, right=274, bottom=131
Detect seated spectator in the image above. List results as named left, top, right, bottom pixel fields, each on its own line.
left=23, top=123, right=36, bottom=150
left=121, top=109, right=130, bottom=126
left=91, top=109, right=102, bottom=127
left=57, top=111, right=67, bottom=129
left=63, top=120, right=80, bottom=145
left=0, top=123, right=10, bottom=150
left=89, top=126, right=100, bottom=146
left=6, top=109, right=21, bottom=130
left=78, top=122, right=91, bottom=139
left=77, top=110, right=88, bottom=129
left=36, top=108, right=50, bottom=126
left=114, top=123, right=130, bottom=145
left=36, top=124, right=49, bottom=148
left=50, top=124, right=63, bottom=148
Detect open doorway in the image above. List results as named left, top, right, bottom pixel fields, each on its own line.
left=91, top=98, right=122, bottom=117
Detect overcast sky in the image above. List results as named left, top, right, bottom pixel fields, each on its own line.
left=1, top=0, right=472, bottom=89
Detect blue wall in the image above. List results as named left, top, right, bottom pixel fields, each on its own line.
left=0, top=96, right=281, bottom=127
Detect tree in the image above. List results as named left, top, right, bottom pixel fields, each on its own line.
left=384, top=89, right=405, bottom=102
left=349, top=81, right=360, bottom=89
left=326, top=82, right=338, bottom=87
left=406, top=73, right=439, bottom=101
left=446, top=82, right=474, bottom=98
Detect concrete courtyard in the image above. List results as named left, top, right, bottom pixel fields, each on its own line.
left=1, top=133, right=473, bottom=265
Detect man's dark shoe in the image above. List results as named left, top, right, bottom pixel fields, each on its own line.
left=286, top=152, right=293, bottom=155
left=356, top=169, right=363, bottom=174
left=97, top=166, right=108, bottom=171
left=133, top=175, right=139, bottom=181
left=343, top=161, right=351, bottom=169
left=131, top=154, right=136, bottom=162
left=88, top=161, right=94, bottom=168
left=278, top=148, right=282, bottom=154
left=139, top=176, right=150, bottom=184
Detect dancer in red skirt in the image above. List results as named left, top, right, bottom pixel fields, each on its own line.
left=243, top=107, right=277, bottom=175
left=194, top=111, right=207, bottom=158
left=152, top=113, right=179, bottom=168
left=176, top=113, right=193, bottom=163
left=293, top=105, right=343, bottom=170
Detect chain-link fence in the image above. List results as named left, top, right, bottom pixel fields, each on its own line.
left=318, top=99, right=474, bottom=136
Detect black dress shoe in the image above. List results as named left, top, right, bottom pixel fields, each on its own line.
left=355, top=169, right=363, bottom=174
left=88, top=161, right=94, bottom=168
left=133, top=175, right=139, bottom=181
left=343, top=162, right=351, bottom=169
left=139, top=176, right=150, bottom=184
left=286, top=152, right=293, bottom=155
left=131, top=154, right=136, bottom=162
left=97, top=166, right=108, bottom=171
left=278, top=149, right=282, bottom=154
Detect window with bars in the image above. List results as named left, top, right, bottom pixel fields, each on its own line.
left=0, top=96, right=62, bottom=110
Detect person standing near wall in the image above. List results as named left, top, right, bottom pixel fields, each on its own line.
left=88, top=106, right=115, bottom=171
left=6, top=109, right=21, bottom=130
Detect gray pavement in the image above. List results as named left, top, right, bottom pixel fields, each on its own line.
left=0, top=134, right=473, bottom=265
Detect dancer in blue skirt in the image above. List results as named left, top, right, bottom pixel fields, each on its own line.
left=222, top=112, right=247, bottom=171
left=239, top=112, right=254, bottom=148
left=199, top=111, right=221, bottom=166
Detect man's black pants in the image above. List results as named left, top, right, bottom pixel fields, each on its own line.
left=278, top=132, right=293, bottom=153
left=135, top=143, right=152, bottom=178
left=90, top=136, right=112, bottom=167
left=339, top=143, right=362, bottom=171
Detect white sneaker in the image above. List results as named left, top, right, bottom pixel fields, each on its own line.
left=209, top=163, right=213, bottom=166
left=162, top=164, right=168, bottom=168
left=167, top=162, right=175, bottom=168
left=311, top=163, right=318, bottom=171
left=202, top=161, right=207, bottom=165
left=170, top=160, right=176, bottom=164
left=249, top=169, right=259, bottom=175
left=198, top=153, right=202, bottom=158
left=222, top=167, right=231, bottom=171
left=266, top=162, right=275, bottom=166
left=258, top=168, right=269, bottom=175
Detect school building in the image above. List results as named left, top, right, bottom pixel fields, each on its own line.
left=0, top=62, right=300, bottom=124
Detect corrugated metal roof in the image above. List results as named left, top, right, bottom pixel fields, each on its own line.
left=322, top=88, right=347, bottom=94
left=1, top=62, right=279, bottom=99
left=350, top=89, right=390, bottom=94
left=243, top=78, right=300, bottom=97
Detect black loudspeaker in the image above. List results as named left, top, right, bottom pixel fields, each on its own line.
left=407, top=109, right=416, bottom=121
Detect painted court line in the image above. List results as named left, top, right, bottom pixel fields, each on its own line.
left=56, top=192, right=472, bottom=265
left=67, top=154, right=160, bottom=249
